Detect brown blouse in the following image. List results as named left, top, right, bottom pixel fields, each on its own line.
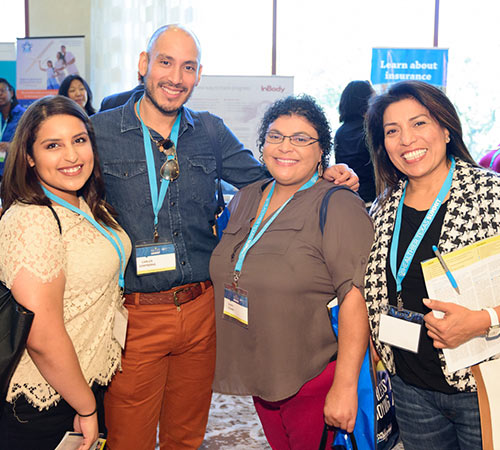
left=209, top=179, right=374, bottom=401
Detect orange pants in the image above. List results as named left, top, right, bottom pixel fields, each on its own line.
left=104, top=286, right=216, bottom=450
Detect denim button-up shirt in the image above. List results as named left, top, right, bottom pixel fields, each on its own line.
left=91, top=93, right=265, bottom=293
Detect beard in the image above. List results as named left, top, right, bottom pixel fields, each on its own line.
left=144, top=80, right=194, bottom=116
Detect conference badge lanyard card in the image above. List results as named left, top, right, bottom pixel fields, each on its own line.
left=223, top=283, right=249, bottom=329
left=135, top=97, right=179, bottom=276
left=223, top=173, right=319, bottom=330
left=379, top=157, right=455, bottom=354
left=136, top=239, right=176, bottom=275
left=40, top=186, right=129, bottom=350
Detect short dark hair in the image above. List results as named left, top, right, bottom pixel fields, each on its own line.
left=0, top=77, right=19, bottom=109
left=1, top=95, right=118, bottom=228
left=257, top=94, right=332, bottom=170
left=58, top=75, right=96, bottom=116
left=365, top=81, right=476, bottom=204
left=339, top=80, right=374, bottom=123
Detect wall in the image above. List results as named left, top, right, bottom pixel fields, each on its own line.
left=28, top=0, right=91, bottom=80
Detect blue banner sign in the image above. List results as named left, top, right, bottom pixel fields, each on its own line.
left=371, top=48, right=448, bottom=90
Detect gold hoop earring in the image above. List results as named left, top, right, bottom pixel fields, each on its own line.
left=317, top=163, right=324, bottom=177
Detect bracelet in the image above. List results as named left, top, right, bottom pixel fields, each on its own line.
left=77, top=406, right=97, bottom=418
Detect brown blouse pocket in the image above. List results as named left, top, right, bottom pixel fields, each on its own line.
left=250, top=216, right=305, bottom=255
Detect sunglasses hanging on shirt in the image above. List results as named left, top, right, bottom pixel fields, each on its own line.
left=147, top=130, right=180, bottom=181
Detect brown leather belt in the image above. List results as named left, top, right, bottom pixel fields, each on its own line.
left=124, top=281, right=212, bottom=307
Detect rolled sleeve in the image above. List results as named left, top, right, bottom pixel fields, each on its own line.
left=322, top=190, right=374, bottom=304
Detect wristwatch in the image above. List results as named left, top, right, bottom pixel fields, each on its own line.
left=483, top=307, right=500, bottom=338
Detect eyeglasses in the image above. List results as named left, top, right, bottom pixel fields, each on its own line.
left=265, top=131, right=319, bottom=147
left=149, top=134, right=180, bottom=181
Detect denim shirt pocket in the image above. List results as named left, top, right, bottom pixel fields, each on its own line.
left=185, top=155, right=217, bottom=205
left=102, top=160, right=151, bottom=209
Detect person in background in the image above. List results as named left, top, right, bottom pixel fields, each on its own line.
left=334, top=80, right=376, bottom=207
left=90, top=24, right=359, bottom=450
left=54, top=51, right=68, bottom=85
left=99, top=72, right=144, bottom=112
left=38, top=59, right=60, bottom=90
left=59, top=75, right=96, bottom=116
left=0, top=95, right=131, bottom=450
left=61, top=45, right=79, bottom=75
left=210, top=95, right=374, bottom=449
left=0, top=78, right=26, bottom=180
left=364, top=80, right=500, bottom=450
left=478, top=145, right=500, bottom=173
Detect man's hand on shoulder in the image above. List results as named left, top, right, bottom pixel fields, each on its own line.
left=323, top=163, right=360, bottom=191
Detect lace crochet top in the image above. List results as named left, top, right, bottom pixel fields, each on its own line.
left=0, top=199, right=131, bottom=409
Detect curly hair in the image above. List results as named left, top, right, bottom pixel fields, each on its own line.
left=257, top=94, right=332, bottom=170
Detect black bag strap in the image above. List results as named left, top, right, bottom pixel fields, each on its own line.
left=47, top=204, right=62, bottom=234
left=319, top=424, right=358, bottom=450
left=198, top=112, right=225, bottom=214
left=319, top=186, right=352, bottom=234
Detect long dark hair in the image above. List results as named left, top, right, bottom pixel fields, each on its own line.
left=257, top=94, right=332, bottom=170
left=58, top=75, right=96, bottom=116
left=365, top=81, right=476, bottom=205
left=339, top=80, right=374, bottom=123
left=1, top=95, right=118, bottom=228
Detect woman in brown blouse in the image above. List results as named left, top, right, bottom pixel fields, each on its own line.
left=210, top=95, right=374, bottom=449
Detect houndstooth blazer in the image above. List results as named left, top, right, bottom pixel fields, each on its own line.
left=365, top=158, right=500, bottom=392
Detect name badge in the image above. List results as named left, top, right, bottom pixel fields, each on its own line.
left=113, top=305, right=129, bottom=350
left=379, top=305, right=424, bottom=353
left=223, top=283, right=249, bottom=328
left=135, top=239, right=176, bottom=275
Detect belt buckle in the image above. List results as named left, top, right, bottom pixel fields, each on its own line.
left=172, top=286, right=191, bottom=310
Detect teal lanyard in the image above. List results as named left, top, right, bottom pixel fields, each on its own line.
left=390, top=156, right=455, bottom=298
left=490, top=148, right=500, bottom=169
left=233, top=172, right=318, bottom=284
left=135, top=96, right=180, bottom=237
left=41, top=187, right=126, bottom=289
left=0, top=116, right=8, bottom=141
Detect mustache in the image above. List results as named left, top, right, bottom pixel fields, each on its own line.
left=158, top=81, right=187, bottom=92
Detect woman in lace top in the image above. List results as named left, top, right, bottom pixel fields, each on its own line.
left=0, top=96, right=131, bottom=450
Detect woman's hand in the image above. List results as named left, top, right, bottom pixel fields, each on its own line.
left=423, top=298, right=490, bottom=348
left=323, top=163, right=360, bottom=191
left=73, top=413, right=99, bottom=450
left=324, top=383, right=358, bottom=433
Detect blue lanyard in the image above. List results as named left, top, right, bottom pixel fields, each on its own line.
left=390, top=156, right=455, bottom=294
left=0, top=116, right=8, bottom=141
left=135, top=96, right=180, bottom=235
left=490, top=148, right=500, bottom=169
left=233, top=173, right=318, bottom=283
left=41, top=187, right=126, bottom=289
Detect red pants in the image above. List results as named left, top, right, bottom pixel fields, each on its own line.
left=104, top=286, right=216, bottom=450
left=253, top=361, right=336, bottom=450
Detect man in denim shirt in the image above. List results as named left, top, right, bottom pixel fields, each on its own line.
left=91, top=25, right=358, bottom=450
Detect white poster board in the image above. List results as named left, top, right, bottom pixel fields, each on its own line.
left=187, top=75, right=294, bottom=157
left=16, top=36, right=85, bottom=107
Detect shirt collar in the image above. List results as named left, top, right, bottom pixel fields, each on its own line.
left=119, top=91, right=195, bottom=138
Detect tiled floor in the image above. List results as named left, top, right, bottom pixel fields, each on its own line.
left=200, top=394, right=270, bottom=449
left=200, top=394, right=405, bottom=449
